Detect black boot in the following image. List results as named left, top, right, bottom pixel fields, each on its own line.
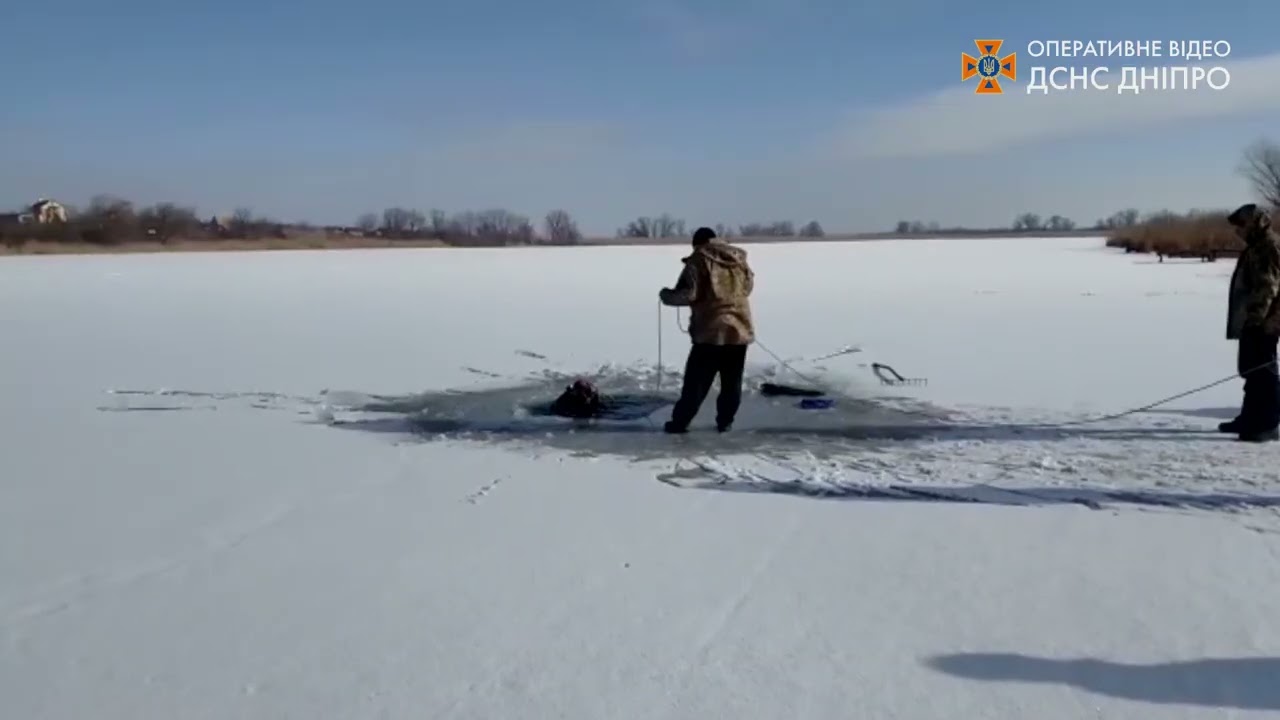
left=663, top=420, right=687, bottom=434
left=1219, top=418, right=1243, bottom=433
left=1238, top=427, right=1280, bottom=442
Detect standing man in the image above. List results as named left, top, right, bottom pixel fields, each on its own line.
left=659, top=227, right=755, bottom=433
left=1222, top=203, right=1280, bottom=442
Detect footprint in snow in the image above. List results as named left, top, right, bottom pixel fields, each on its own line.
left=464, top=477, right=506, bottom=504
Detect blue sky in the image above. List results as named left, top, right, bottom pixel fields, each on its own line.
left=3, top=0, right=1278, bottom=234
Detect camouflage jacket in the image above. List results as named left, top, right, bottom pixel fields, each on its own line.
left=659, top=241, right=755, bottom=345
left=1226, top=223, right=1280, bottom=339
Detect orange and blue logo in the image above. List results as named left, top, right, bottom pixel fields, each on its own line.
left=962, top=39, right=1017, bottom=94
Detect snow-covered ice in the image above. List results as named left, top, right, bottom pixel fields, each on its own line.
left=3, top=237, right=1280, bottom=719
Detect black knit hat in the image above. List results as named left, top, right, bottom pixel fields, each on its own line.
left=1227, top=203, right=1259, bottom=227
left=692, top=226, right=717, bottom=245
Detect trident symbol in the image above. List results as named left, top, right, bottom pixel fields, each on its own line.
left=961, top=39, right=1017, bottom=94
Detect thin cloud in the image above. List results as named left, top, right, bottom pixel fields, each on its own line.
left=633, top=3, right=738, bottom=57
left=834, top=51, right=1280, bottom=159
left=630, top=0, right=810, bottom=59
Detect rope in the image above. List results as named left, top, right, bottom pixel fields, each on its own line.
left=659, top=301, right=1277, bottom=430
left=751, top=336, right=830, bottom=391
left=662, top=303, right=839, bottom=399
left=762, top=333, right=1276, bottom=428
left=1045, top=362, right=1274, bottom=427
left=656, top=301, right=662, bottom=394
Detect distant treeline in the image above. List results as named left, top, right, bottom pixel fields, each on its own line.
left=1103, top=208, right=1278, bottom=260
left=6, top=132, right=1280, bottom=252
left=890, top=209, right=1141, bottom=235
left=0, top=197, right=586, bottom=248
left=1099, top=139, right=1280, bottom=260
left=0, top=196, right=837, bottom=248
left=0, top=195, right=1110, bottom=250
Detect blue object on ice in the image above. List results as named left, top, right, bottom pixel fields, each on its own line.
left=798, top=398, right=834, bottom=410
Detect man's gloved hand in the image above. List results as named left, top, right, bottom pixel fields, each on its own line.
left=658, top=288, right=672, bottom=304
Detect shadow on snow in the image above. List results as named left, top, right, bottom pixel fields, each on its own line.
left=925, top=652, right=1280, bottom=711
left=653, top=467, right=1280, bottom=513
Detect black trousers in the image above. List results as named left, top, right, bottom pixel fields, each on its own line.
left=669, top=343, right=748, bottom=429
left=1237, top=327, right=1280, bottom=430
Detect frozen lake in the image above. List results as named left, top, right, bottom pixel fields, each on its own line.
left=2, top=237, right=1278, bottom=719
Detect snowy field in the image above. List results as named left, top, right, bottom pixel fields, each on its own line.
left=3, top=237, right=1280, bottom=719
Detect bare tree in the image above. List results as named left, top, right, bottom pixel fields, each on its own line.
left=618, top=217, right=654, bottom=238
left=225, top=207, right=255, bottom=238
left=1012, top=213, right=1043, bottom=231
left=654, top=214, right=685, bottom=238
left=356, top=213, right=378, bottom=233
left=79, top=195, right=139, bottom=243
left=408, top=209, right=426, bottom=234
left=475, top=209, right=535, bottom=244
left=381, top=207, right=425, bottom=237
left=799, top=220, right=825, bottom=238
left=1099, top=208, right=1140, bottom=228
left=1046, top=215, right=1076, bottom=231
left=618, top=214, right=685, bottom=239
left=87, top=194, right=137, bottom=222
left=739, top=221, right=796, bottom=237
left=1240, top=139, right=1280, bottom=208
left=544, top=209, right=582, bottom=244
left=894, top=220, right=931, bottom=233
left=428, top=210, right=448, bottom=238
left=441, top=209, right=535, bottom=245
left=138, top=202, right=200, bottom=242
left=446, top=211, right=478, bottom=240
